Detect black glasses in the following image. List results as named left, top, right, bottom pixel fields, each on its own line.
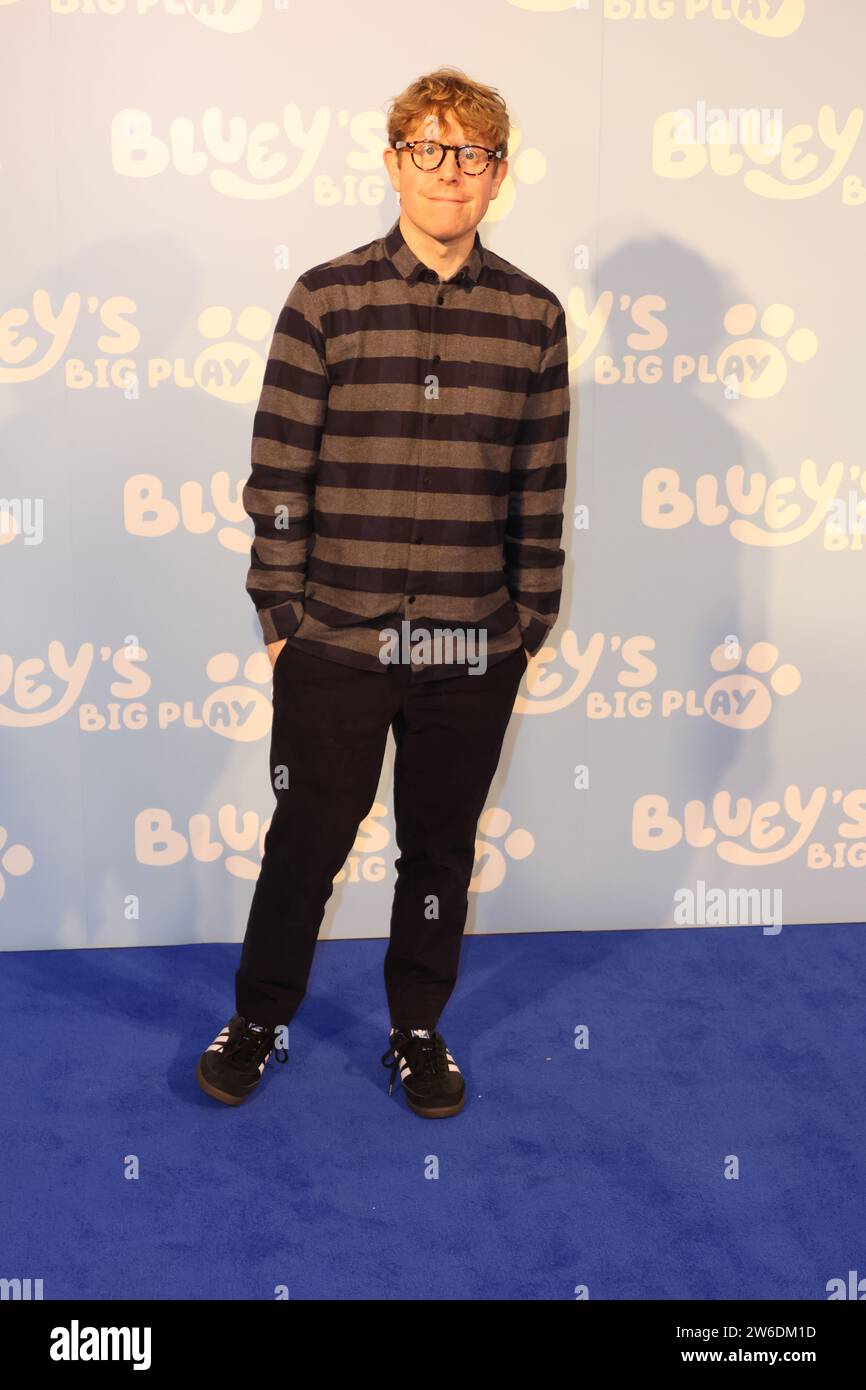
left=394, top=139, right=503, bottom=176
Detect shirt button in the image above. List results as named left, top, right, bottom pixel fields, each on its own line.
left=432, top=354, right=441, bottom=363
left=414, top=535, right=424, bottom=543
left=436, top=294, right=444, bottom=305
left=408, top=595, right=416, bottom=604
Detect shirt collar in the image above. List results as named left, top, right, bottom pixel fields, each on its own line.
left=384, top=214, right=485, bottom=288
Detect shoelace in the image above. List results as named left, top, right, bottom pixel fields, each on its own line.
left=226, top=1021, right=288, bottom=1071
left=380, top=1030, right=449, bottom=1097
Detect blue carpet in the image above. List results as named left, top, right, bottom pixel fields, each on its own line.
left=3, top=923, right=864, bottom=1300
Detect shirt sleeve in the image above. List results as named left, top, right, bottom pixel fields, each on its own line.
left=241, top=275, right=329, bottom=645
left=503, top=302, right=570, bottom=656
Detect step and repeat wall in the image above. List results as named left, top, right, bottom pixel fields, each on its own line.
left=2, top=0, right=863, bottom=950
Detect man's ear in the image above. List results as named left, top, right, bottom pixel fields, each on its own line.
left=490, top=158, right=508, bottom=199
left=382, top=146, right=400, bottom=194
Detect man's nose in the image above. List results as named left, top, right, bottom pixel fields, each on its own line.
left=438, top=152, right=462, bottom=180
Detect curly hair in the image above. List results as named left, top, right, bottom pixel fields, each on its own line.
left=385, top=66, right=511, bottom=159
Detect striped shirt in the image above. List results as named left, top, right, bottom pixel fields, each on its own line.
left=242, top=213, right=570, bottom=679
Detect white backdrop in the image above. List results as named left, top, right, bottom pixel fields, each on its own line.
left=2, top=0, right=864, bottom=949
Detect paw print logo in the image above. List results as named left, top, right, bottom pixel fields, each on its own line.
left=481, top=123, right=547, bottom=225
left=734, top=0, right=805, bottom=39
left=203, top=650, right=274, bottom=742
left=0, top=825, right=34, bottom=901
left=193, top=305, right=273, bottom=404
left=704, top=641, right=801, bottom=730
left=471, top=807, right=535, bottom=893
left=716, top=303, right=817, bottom=399
left=188, top=0, right=262, bottom=35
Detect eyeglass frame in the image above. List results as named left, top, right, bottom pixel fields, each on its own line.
left=393, top=139, right=504, bottom=176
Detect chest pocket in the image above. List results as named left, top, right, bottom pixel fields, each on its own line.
left=459, top=382, right=520, bottom=445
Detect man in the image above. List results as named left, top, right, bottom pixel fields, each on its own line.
left=196, top=68, right=570, bottom=1117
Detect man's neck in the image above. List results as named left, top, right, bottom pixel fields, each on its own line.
left=399, top=210, right=475, bottom=283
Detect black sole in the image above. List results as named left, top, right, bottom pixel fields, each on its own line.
left=195, top=1058, right=256, bottom=1106
left=404, top=1090, right=466, bottom=1118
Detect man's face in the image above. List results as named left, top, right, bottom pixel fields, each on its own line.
left=383, top=109, right=508, bottom=244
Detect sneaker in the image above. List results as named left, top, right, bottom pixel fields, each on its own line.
left=380, top=1027, right=465, bottom=1118
left=196, top=1013, right=287, bottom=1106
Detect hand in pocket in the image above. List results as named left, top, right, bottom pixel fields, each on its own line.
left=267, top=638, right=287, bottom=670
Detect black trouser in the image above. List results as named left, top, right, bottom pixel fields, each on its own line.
left=234, top=641, right=526, bottom=1031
